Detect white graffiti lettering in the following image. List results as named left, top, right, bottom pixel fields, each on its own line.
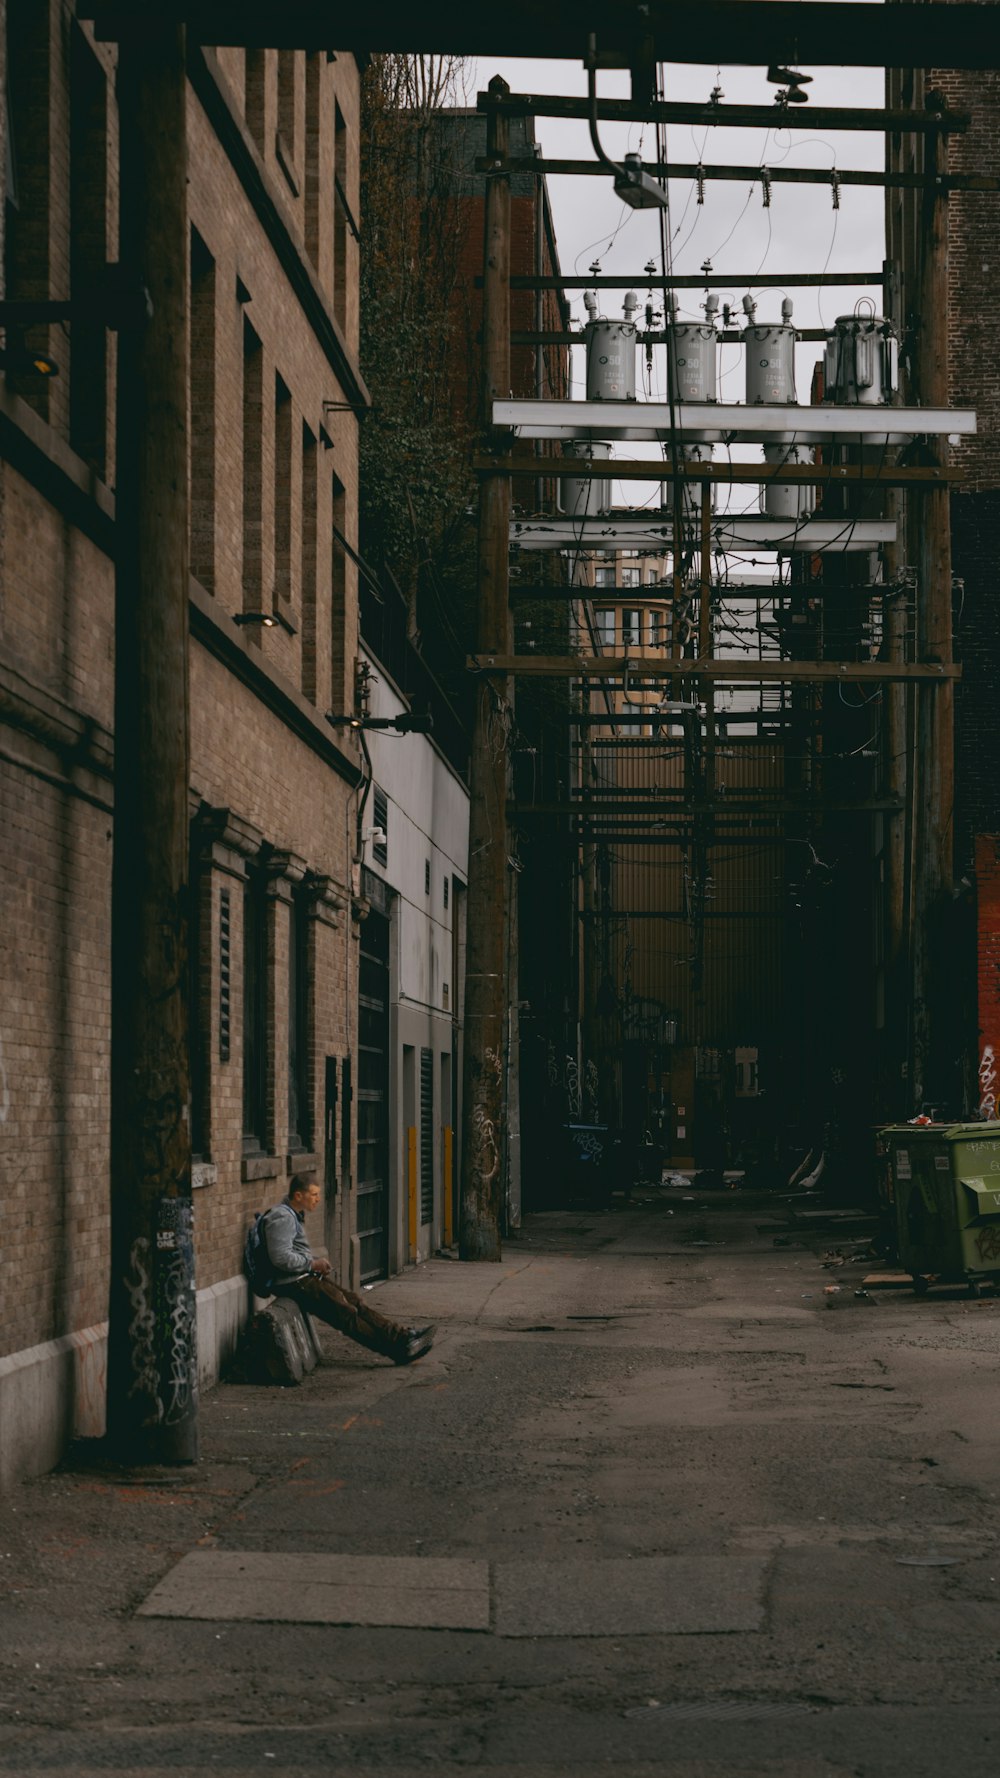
left=124, top=1237, right=163, bottom=1417
left=565, top=1056, right=581, bottom=1119
left=979, top=1045, right=997, bottom=1121
left=471, top=1102, right=499, bottom=1186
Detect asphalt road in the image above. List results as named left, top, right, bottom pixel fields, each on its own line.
left=2, top=1180, right=999, bottom=1775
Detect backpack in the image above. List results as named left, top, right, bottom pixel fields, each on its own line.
left=243, top=1210, right=273, bottom=1296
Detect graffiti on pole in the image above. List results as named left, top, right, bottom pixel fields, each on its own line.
left=979, top=1045, right=997, bottom=1122
left=156, top=1196, right=198, bottom=1426
left=565, top=1056, right=581, bottom=1119
left=124, top=1236, right=162, bottom=1417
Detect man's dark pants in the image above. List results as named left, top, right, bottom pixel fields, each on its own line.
left=274, top=1274, right=410, bottom=1360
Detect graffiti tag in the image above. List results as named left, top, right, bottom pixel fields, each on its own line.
left=974, top=1226, right=1000, bottom=1265
left=980, top=1045, right=998, bottom=1122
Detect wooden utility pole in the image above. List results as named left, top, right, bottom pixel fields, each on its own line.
left=460, top=78, right=512, bottom=1261
left=107, top=21, right=198, bottom=1461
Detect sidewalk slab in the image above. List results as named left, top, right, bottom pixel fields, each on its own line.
left=137, top=1551, right=489, bottom=1629
left=493, top=1556, right=767, bottom=1637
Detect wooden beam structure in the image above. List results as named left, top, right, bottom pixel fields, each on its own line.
left=85, top=4, right=1000, bottom=69
left=477, top=156, right=1000, bottom=195
left=479, top=457, right=963, bottom=488
left=512, top=330, right=832, bottom=346
left=468, top=656, right=961, bottom=683
left=493, top=272, right=884, bottom=291
left=478, top=92, right=971, bottom=134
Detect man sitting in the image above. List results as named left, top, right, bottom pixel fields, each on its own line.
left=260, top=1178, right=434, bottom=1365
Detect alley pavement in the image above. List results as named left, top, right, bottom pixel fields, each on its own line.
left=2, top=1179, right=1000, bottom=1776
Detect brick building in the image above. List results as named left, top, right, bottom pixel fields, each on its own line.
left=888, top=50, right=1000, bottom=1117
left=0, top=8, right=371, bottom=1483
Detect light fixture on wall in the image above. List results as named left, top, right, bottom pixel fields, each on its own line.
left=326, top=710, right=433, bottom=734
left=233, top=608, right=296, bottom=635
left=0, top=333, right=60, bottom=378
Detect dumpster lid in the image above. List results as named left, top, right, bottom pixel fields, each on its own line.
left=880, top=1122, right=1000, bottom=1142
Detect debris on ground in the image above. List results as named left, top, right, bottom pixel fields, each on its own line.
left=862, top=1271, right=917, bottom=1290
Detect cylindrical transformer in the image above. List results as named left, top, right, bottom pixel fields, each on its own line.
left=823, top=312, right=898, bottom=406
left=585, top=309, right=637, bottom=401
left=662, top=443, right=713, bottom=521
left=560, top=440, right=613, bottom=520
left=744, top=323, right=797, bottom=407
left=761, top=444, right=813, bottom=521
left=670, top=324, right=717, bottom=405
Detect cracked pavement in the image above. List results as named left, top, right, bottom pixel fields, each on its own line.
left=2, top=1180, right=1000, bottom=1775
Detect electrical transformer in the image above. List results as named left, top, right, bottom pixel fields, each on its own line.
left=743, top=294, right=797, bottom=406
left=584, top=289, right=638, bottom=402
left=740, top=297, right=812, bottom=521
left=823, top=310, right=898, bottom=406
left=761, top=442, right=813, bottom=522
left=669, top=295, right=719, bottom=406
left=560, top=440, right=613, bottom=520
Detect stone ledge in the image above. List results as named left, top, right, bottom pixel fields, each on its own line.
left=241, top=1153, right=283, bottom=1183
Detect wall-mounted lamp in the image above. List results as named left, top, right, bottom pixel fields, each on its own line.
left=0, top=336, right=60, bottom=378
left=326, top=711, right=433, bottom=735
left=234, top=609, right=296, bottom=635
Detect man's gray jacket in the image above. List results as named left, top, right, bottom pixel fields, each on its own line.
left=262, top=1199, right=314, bottom=1286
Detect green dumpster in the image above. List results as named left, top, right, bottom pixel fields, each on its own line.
left=881, top=1123, right=1000, bottom=1296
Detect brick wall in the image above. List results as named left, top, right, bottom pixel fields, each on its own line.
left=931, top=62, right=1000, bottom=490
left=926, top=65, right=1000, bottom=920
left=0, top=33, right=367, bottom=1382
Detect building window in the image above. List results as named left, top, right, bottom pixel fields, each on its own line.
left=241, top=318, right=264, bottom=615
left=620, top=566, right=640, bottom=587
left=288, top=889, right=311, bottom=1152
left=301, top=422, right=318, bottom=699
left=70, top=25, right=108, bottom=475
left=242, top=870, right=269, bottom=1152
left=304, top=52, right=321, bottom=269
left=372, top=785, right=388, bottom=866
left=331, top=472, right=348, bottom=709
left=273, top=372, right=293, bottom=611
left=245, top=49, right=266, bottom=153
left=595, top=609, right=615, bottom=647
left=594, top=566, right=616, bottom=588
left=4, top=0, right=53, bottom=421
left=190, top=228, right=216, bottom=590
left=648, top=608, right=666, bottom=648
left=276, top=50, right=299, bottom=192
left=189, top=827, right=209, bottom=1159
left=622, top=609, right=642, bottom=646
left=333, top=102, right=348, bottom=331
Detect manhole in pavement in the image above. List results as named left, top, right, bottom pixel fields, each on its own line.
left=623, top=1699, right=818, bottom=1721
